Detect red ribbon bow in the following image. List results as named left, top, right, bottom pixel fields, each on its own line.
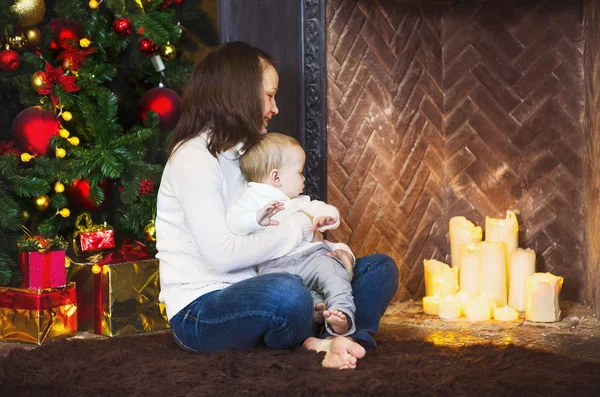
left=99, top=239, right=151, bottom=264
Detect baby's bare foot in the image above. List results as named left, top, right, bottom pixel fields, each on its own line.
left=303, top=336, right=366, bottom=369
left=323, top=309, right=349, bottom=334
left=313, top=302, right=326, bottom=324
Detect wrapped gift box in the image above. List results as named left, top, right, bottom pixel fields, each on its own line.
left=72, top=213, right=115, bottom=255
left=0, top=282, right=77, bottom=345
left=66, top=241, right=168, bottom=336
left=20, top=250, right=67, bottom=289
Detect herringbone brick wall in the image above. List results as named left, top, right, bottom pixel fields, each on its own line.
left=326, top=0, right=585, bottom=302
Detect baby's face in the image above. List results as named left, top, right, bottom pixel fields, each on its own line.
left=278, top=146, right=306, bottom=198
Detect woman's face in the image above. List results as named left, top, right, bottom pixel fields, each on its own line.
left=261, top=64, right=279, bottom=133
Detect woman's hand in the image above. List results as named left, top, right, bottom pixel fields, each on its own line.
left=326, top=249, right=354, bottom=277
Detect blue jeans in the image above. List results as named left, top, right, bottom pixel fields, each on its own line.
left=169, top=254, right=399, bottom=353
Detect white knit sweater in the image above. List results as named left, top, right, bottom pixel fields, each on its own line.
left=156, top=133, right=314, bottom=320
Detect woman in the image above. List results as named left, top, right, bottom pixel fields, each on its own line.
left=155, top=41, right=399, bottom=369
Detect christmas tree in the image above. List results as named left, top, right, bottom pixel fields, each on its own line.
left=0, top=0, right=218, bottom=285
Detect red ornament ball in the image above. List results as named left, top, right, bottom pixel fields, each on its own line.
left=138, top=37, right=158, bottom=56
left=112, top=18, right=132, bottom=38
left=138, top=179, right=154, bottom=195
left=138, top=87, right=182, bottom=131
left=0, top=49, right=20, bottom=72
left=171, top=0, right=185, bottom=6
left=12, top=107, right=60, bottom=156
left=66, top=179, right=112, bottom=212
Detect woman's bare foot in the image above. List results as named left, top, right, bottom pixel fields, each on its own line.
left=313, top=302, right=326, bottom=324
left=303, top=336, right=366, bottom=369
left=323, top=309, right=348, bottom=334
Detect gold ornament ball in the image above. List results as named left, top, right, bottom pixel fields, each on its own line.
left=89, top=0, right=98, bottom=9
left=55, top=148, right=66, bottom=158
left=61, top=111, right=72, bottom=121
left=31, top=72, right=45, bottom=92
left=144, top=223, right=157, bottom=242
left=80, top=38, right=91, bottom=48
left=24, top=27, right=41, bottom=46
left=54, top=182, right=65, bottom=193
left=160, top=44, right=177, bottom=61
left=58, top=208, right=70, bottom=217
left=11, top=0, right=45, bottom=29
left=34, top=194, right=50, bottom=211
left=8, top=33, right=27, bottom=49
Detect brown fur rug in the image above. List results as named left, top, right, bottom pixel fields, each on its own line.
left=0, top=331, right=599, bottom=397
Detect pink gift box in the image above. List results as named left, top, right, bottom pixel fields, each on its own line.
left=20, top=250, right=67, bottom=289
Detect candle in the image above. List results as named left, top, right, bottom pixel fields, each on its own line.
left=485, top=210, right=519, bottom=287
left=480, top=294, right=497, bottom=318
left=479, top=241, right=508, bottom=307
left=423, top=295, right=441, bottom=315
left=494, top=305, right=519, bottom=322
left=525, top=273, right=563, bottom=322
left=464, top=297, right=492, bottom=321
left=449, top=216, right=482, bottom=268
left=423, top=259, right=458, bottom=297
left=454, top=290, right=472, bottom=316
left=438, top=296, right=462, bottom=319
left=459, top=243, right=480, bottom=296
left=508, top=248, right=536, bottom=311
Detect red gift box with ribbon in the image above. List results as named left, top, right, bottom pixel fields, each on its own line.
left=66, top=240, right=168, bottom=336
left=0, top=282, right=78, bottom=344
left=18, top=235, right=67, bottom=289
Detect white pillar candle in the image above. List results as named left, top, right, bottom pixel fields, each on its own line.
left=479, top=241, right=507, bottom=307
left=459, top=243, right=480, bottom=296
left=508, top=248, right=536, bottom=311
left=485, top=210, right=519, bottom=287
left=464, top=297, right=492, bottom=322
left=438, top=296, right=462, bottom=319
left=423, top=259, right=458, bottom=297
left=423, top=295, right=440, bottom=315
left=525, top=273, right=563, bottom=322
left=454, top=290, right=472, bottom=316
left=449, top=216, right=482, bottom=268
left=494, top=305, right=519, bottom=322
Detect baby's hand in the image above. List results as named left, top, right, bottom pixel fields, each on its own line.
left=312, top=216, right=338, bottom=231
left=256, top=200, right=284, bottom=227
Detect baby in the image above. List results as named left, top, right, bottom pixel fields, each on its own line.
left=226, top=133, right=356, bottom=336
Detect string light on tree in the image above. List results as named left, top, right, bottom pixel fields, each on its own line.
left=79, top=38, right=91, bottom=48
left=59, top=128, right=70, bottom=138
left=61, top=111, right=72, bottom=121
left=55, top=148, right=66, bottom=158
left=34, top=194, right=50, bottom=211
left=20, top=152, right=34, bottom=162
left=54, top=182, right=65, bottom=193
left=68, top=137, right=79, bottom=146
left=57, top=208, right=70, bottom=218
left=89, top=0, right=99, bottom=9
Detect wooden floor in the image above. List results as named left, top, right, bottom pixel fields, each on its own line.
left=1, top=300, right=599, bottom=362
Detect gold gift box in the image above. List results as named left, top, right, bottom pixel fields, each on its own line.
left=66, top=257, right=169, bottom=336
left=0, top=282, right=78, bottom=345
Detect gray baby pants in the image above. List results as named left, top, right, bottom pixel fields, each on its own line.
left=257, top=245, right=356, bottom=336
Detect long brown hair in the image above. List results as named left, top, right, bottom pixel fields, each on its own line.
left=167, top=41, right=275, bottom=157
